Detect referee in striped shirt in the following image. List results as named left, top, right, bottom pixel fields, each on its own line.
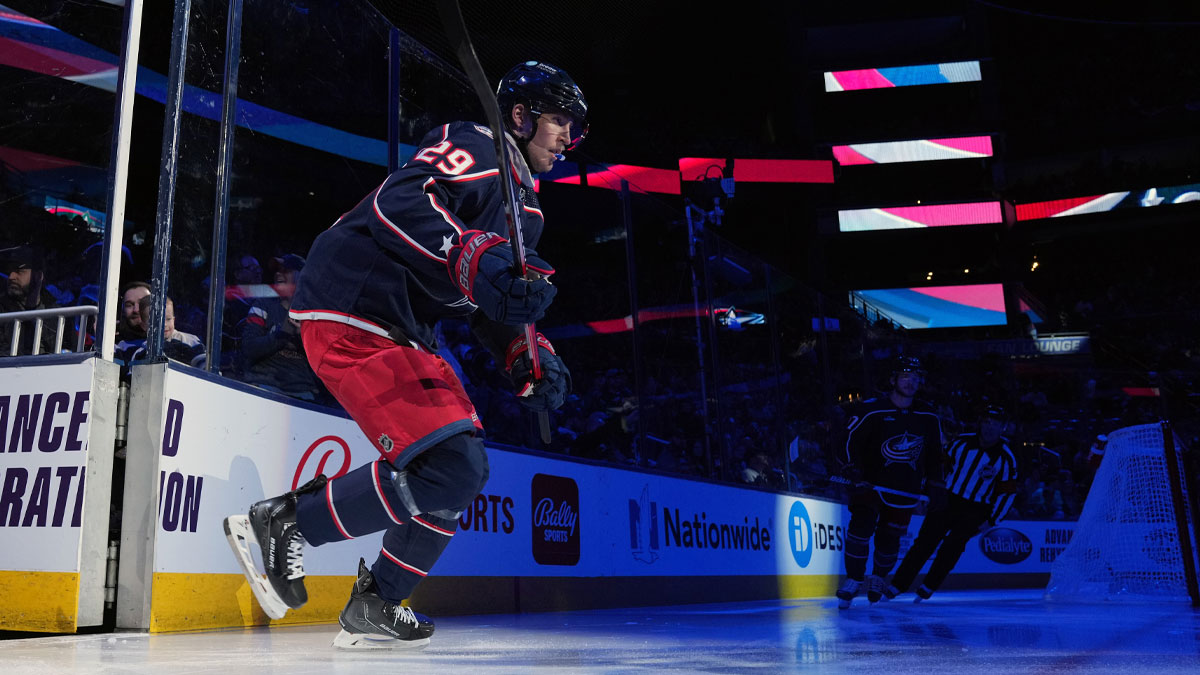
left=886, top=404, right=1019, bottom=601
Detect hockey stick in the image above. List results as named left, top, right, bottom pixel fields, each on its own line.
left=436, top=0, right=552, bottom=444
left=827, top=474, right=930, bottom=502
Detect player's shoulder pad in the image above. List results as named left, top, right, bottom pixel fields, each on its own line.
left=443, top=120, right=500, bottom=160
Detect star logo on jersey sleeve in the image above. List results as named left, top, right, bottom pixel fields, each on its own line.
left=440, top=235, right=454, bottom=255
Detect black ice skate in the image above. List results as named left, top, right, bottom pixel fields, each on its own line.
left=914, top=584, right=933, bottom=603
left=867, top=575, right=898, bottom=603
left=223, top=476, right=325, bottom=619
left=836, top=577, right=862, bottom=610
left=333, top=558, right=436, bottom=650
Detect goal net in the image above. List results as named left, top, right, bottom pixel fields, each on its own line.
left=1045, top=423, right=1199, bottom=602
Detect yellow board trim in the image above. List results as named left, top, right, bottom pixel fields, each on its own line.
left=146, top=572, right=843, bottom=633
left=0, top=570, right=80, bottom=633
left=149, top=573, right=355, bottom=633
left=778, top=574, right=839, bottom=598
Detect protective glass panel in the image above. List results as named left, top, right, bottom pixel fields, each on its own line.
left=215, top=0, right=394, bottom=403
left=0, top=2, right=123, bottom=356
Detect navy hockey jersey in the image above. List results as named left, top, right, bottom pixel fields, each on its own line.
left=841, top=396, right=944, bottom=500
left=289, top=121, right=545, bottom=351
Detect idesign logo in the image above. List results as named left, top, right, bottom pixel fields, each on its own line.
left=788, top=500, right=814, bottom=568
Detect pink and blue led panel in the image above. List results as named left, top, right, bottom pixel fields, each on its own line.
left=824, top=61, right=981, bottom=92
left=542, top=162, right=682, bottom=195
left=833, top=136, right=993, bottom=165
left=1015, top=183, right=1200, bottom=220
left=839, top=202, right=1002, bottom=231
left=853, top=284, right=1006, bottom=329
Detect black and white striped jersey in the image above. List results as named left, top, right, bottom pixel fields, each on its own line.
left=945, top=433, right=1018, bottom=523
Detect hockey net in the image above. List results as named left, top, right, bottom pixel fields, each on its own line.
left=1045, top=423, right=1199, bottom=602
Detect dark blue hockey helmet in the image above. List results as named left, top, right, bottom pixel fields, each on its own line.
left=497, top=61, right=588, bottom=150
left=892, top=355, right=924, bottom=376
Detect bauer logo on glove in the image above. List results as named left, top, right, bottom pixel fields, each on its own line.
left=446, top=230, right=557, bottom=325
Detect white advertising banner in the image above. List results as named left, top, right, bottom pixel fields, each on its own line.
left=150, top=367, right=387, bottom=576
left=0, top=360, right=95, bottom=572
left=1, top=355, right=118, bottom=632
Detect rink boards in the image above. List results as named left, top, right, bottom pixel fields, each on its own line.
left=4, top=360, right=1067, bottom=633
left=0, top=355, right=120, bottom=632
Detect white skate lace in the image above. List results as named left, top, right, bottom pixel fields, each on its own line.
left=389, top=604, right=419, bottom=628
left=285, top=532, right=306, bottom=580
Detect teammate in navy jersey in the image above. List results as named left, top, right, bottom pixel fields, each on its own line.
left=887, top=404, right=1019, bottom=602
left=224, top=61, right=586, bottom=649
left=835, top=356, right=945, bottom=608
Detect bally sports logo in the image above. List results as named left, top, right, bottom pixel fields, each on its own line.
left=980, top=527, right=1033, bottom=564
left=531, top=473, right=579, bottom=566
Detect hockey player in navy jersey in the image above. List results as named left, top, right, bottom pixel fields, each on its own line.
left=224, top=62, right=586, bottom=649
left=835, top=356, right=945, bottom=609
left=887, top=404, right=1019, bottom=602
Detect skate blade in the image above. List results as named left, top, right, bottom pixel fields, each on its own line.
left=223, top=515, right=289, bottom=620
left=332, top=629, right=430, bottom=651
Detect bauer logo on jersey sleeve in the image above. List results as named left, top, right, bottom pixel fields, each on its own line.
left=531, top=473, right=580, bottom=565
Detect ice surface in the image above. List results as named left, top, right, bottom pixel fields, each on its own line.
left=2, top=590, right=1198, bottom=674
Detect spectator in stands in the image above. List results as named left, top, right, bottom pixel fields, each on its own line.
left=112, top=281, right=151, bottom=366
left=117, top=281, right=151, bottom=342
left=117, top=294, right=206, bottom=368
left=237, top=254, right=321, bottom=401
left=740, top=449, right=783, bottom=489
left=224, top=253, right=265, bottom=339
left=1, top=244, right=65, bottom=356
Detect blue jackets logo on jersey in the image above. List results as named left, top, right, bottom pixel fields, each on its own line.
left=881, top=432, right=924, bottom=469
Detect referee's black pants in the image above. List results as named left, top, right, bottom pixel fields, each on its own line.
left=890, top=493, right=991, bottom=594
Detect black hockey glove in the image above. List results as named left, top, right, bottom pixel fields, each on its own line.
left=839, top=462, right=864, bottom=484
left=505, top=333, right=571, bottom=412
left=447, top=230, right=556, bottom=325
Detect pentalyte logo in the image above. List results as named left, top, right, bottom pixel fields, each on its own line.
left=628, top=484, right=659, bottom=564
left=980, top=527, right=1033, bottom=564
left=788, top=500, right=814, bottom=568
left=531, top=473, right=580, bottom=566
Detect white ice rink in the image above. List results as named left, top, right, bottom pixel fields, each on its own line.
left=3, top=590, right=1199, bottom=674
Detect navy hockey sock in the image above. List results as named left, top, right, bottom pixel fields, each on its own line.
left=295, top=460, right=414, bottom=546
left=372, top=512, right=459, bottom=603
left=844, top=533, right=870, bottom=581
left=871, top=521, right=908, bottom=577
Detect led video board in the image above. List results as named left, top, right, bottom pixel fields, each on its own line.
left=833, top=136, right=992, bottom=165
left=839, top=202, right=1002, bottom=231
left=824, top=61, right=981, bottom=92
left=1015, top=183, right=1200, bottom=221
left=851, top=284, right=1006, bottom=329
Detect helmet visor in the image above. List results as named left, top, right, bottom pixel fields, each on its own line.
left=531, top=106, right=588, bottom=151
